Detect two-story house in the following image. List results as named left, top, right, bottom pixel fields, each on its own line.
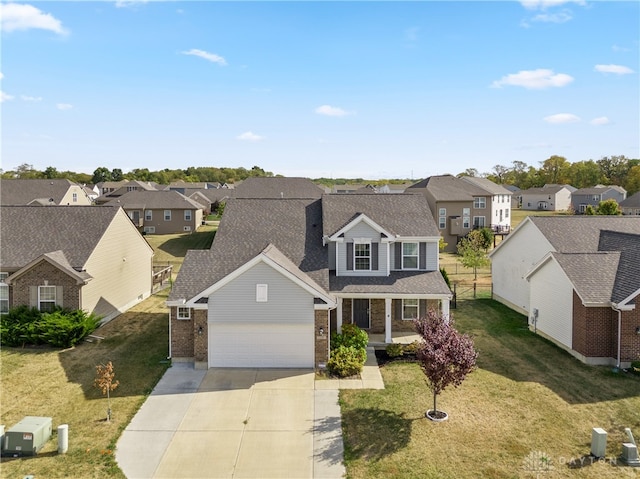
left=0, top=179, right=93, bottom=206
left=166, top=192, right=451, bottom=370
left=620, top=192, right=640, bottom=216
left=571, top=185, right=627, bottom=213
left=407, top=175, right=511, bottom=252
left=519, top=184, right=575, bottom=211
left=105, top=190, right=205, bottom=234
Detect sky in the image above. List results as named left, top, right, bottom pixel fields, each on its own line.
left=1, top=1, right=638, bottom=180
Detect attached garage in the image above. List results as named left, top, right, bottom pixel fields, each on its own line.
left=208, top=321, right=314, bottom=368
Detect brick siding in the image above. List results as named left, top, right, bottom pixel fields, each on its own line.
left=11, top=261, right=81, bottom=310
left=170, top=306, right=194, bottom=359
left=315, top=309, right=329, bottom=368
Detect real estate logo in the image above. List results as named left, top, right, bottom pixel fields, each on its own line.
left=522, top=450, right=554, bottom=476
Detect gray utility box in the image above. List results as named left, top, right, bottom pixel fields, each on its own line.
left=3, top=416, right=52, bottom=456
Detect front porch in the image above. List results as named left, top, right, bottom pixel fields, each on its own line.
left=367, top=331, right=421, bottom=347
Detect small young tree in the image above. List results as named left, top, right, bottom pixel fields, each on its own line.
left=456, top=230, right=491, bottom=280
left=414, top=310, right=477, bottom=421
left=596, top=198, right=622, bottom=215
left=94, top=361, right=119, bottom=421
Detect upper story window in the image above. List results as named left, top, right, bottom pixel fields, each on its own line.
left=145, top=210, right=152, bottom=221
left=0, top=272, right=9, bottom=314
left=474, top=197, right=486, bottom=209
left=592, top=195, right=600, bottom=201
left=164, top=210, right=171, bottom=221
left=184, top=210, right=192, bottom=221
left=38, top=285, right=56, bottom=312
left=72, top=192, right=78, bottom=202
left=438, top=208, right=446, bottom=229
left=354, top=242, right=371, bottom=271
left=463, top=208, right=470, bottom=228
left=403, top=243, right=419, bottom=269
left=127, top=186, right=137, bottom=192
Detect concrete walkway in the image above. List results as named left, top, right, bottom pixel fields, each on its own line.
left=116, top=349, right=384, bottom=478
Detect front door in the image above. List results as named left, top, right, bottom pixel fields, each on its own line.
left=353, top=299, right=370, bottom=329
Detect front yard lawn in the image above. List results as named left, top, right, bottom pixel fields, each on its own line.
left=340, top=299, right=640, bottom=479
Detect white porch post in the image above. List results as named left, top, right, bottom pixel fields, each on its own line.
left=385, top=298, right=392, bottom=343
left=441, top=298, right=450, bottom=323
left=337, top=297, right=343, bottom=333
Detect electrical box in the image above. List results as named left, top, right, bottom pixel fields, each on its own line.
left=3, top=416, right=52, bottom=456
left=591, top=427, right=607, bottom=458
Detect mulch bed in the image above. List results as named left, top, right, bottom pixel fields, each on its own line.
left=375, top=349, right=418, bottom=367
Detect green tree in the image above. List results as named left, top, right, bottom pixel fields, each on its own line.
left=584, top=205, right=596, bottom=215
left=596, top=198, right=622, bottom=215
left=625, top=165, right=640, bottom=195
left=597, top=155, right=630, bottom=186
left=43, top=166, right=60, bottom=179
left=111, top=168, right=124, bottom=181
left=457, top=230, right=491, bottom=280
left=539, top=155, right=570, bottom=185
left=568, top=160, right=602, bottom=189
left=92, top=167, right=112, bottom=184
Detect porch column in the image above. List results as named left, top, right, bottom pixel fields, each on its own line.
left=385, top=298, right=392, bottom=343
left=337, top=297, right=343, bottom=333
left=441, top=298, right=450, bottom=323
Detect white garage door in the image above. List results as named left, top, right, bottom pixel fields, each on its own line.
left=209, top=321, right=314, bottom=368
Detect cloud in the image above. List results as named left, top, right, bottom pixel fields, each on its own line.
left=315, top=105, right=353, bottom=117
left=1, top=91, right=14, bottom=103
left=520, top=0, right=584, bottom=10
left=56, top=103, right=73, bottom=110
left=236, top=131, right=265, bottom=142
left=491, top=69, right=574, bottom=89
left=529, top=10, right=572, bottom=23
left=181, top=49, right=227, bottom=66
left=590, top=117, right=610, bottom=125
left=21, top=95, right=42, bottom=102
left=114, top=0, right=149, bottom=8
left=0, top=3, right=68, bottom=35
left=543, top=113, right=581, bottom=124
left=594, top=64, right=634, bottom=75
left=0, top=72, right=3, bottom=79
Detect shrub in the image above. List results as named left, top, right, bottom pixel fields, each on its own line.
left=0, top=306, right=43, bottom=346
left=402, top=340, right=420, bottom=356
left=440, top=267, right=451, bottom=288
left=328, top=345, right=366, bottom=377
left=331, top=323, right=368, bottom=350
left=386, top=343, right=404, bottom=358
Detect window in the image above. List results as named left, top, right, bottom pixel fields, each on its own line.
left=462, top=208, right=470, bottom=228
left=177, top=307, right=191, bottom=320
left=183, top=226, right=191, bottom=231
left=354, top=242, right=371, bottom=270
left=164, top=210, right=171, bottom=221
left=579, top=204, right=587, bottom=213
left=473, top=216, right=486, bottom=228
left=402, top=242, right=419, bottom=269
left=438, top=208, right=446, bottom=229
left=474, top=197, right=486, bottom=209
left=145, top=210, right=152, bottom=221
left=402, top=299, right=419, bottom=320
left=0, top=273, right=8, bottom=314
left=184, top=210, right=192, bottom=221
left=143, top=226, right=155, bottom=234
left=256, top=284, right=268, bottom=302
left=505, top=209, right=509, bottom=218
left=72, top=193, right=78, bottom=203
left=127, top=186, right=137, bottom=192
left=38, top=285, right=56, bottom=312
left=592, top=195, right=600, bottom=201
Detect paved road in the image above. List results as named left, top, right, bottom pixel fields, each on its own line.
left=116, top=365, right=345, bottom=479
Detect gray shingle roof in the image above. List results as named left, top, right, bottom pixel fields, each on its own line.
left=322, top=193, right=439, bottom=237
left=598, top=230, right=640, bottom=303
left=520, top=185, right=570, bottom=195
left=459, top=176, right=513, bottom=195
left=234, top=177, right=325, bottom=199
left=330, top=271, right=451, bottom=295
left=0, top=206, right=120, bottom=270
left=572, top=186, right=620, bottom=195
left=620, top=192, right=640, bottom=208
left=0, top=179, right=81, bottom=205
left=552, top=252, right=620, bottom=304
left=407, top=175, right=487, bottom=201
left=189, top=189, right=235, bottom=204
left=104, top=190, right=204, bottom=210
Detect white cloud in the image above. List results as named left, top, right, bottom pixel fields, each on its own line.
left=21, top=95, right=42, bottom=102
left=491, top=69, right=574, bottom=89
left=544, top=113, right=581, bottom=124
left=612, top=45, right=630, bottom=53
left=594, top=64, right=634, bottom=75
left=236, top=131, right=265, bottom=142
left=0, top=3, right=68, bottom=35
left=56, top=103, right=73, bottom=110
left=590, top=117, right=610, bottom=125
left=520, top=0, right=584, bottom=10
left=1, top=91, right=14, bottom=103
left=114, top=0, right=149, bottom=8
left=0, top=72, right=3, bottom=79
left=181, top=49, right=227, bottom=66
left=530, top=10, right=572, bottom=23
left=315, top=105, right=353, bottom=117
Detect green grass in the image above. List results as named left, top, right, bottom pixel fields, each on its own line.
left=340, top=299, right=640, bottom=479
left=145, top=224, right=216, bottom=273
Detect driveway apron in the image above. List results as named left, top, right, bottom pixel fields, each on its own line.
left=116, top=364, right=345, bottom=479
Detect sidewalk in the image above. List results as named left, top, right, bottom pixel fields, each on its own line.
left=315, top=347, right=385, bottom=390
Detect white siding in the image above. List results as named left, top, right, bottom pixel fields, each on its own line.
left=491, top=220, right=554, bottom=314
left=337, top=222, right=387, bottom=276
left=529, top=259, right=573, bottom=349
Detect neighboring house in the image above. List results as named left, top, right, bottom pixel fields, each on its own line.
left=407, top=174, right=511, bottom=252
left=331, top=184, right=363, bottom=194
left=0, top=206, right=154, bottom=322
left=189, top=189, right=235, bottom=215
left=167, top=181, right=222, bottom=196
left=489, top=216, right=640, bottom=367
left=519, top=184, right=574, bottom=211
left=105, top=190, right=205, bottom=234
left=571, top=185, right=627, bottom=214
left=0, top=179, right=93, bottom=206
left=620, top=192, right=640, bottom=216
left=234, top=177, right=325, bottom=199
left=377, top=182, right=413, bottom=194
left=95, top=180, right=159, bottom=204
left=167, top=193, right=451, bottom=369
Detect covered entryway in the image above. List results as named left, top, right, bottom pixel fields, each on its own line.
left=353, top=299, right=370, bottom=329
left=208, top=321, right=314, bottom=368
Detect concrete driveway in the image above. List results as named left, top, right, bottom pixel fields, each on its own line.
left=116, top=364, right=345, bottom=479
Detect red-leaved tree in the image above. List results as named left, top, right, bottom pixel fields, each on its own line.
left=414, top=309, right=478, bottom=420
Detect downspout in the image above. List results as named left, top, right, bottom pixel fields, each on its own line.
left=612, top=303, right=621, bottom=370
left=168, top=307, right=172, bottom=359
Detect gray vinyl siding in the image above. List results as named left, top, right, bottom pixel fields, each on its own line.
left=425, top=241, right=438, bottom=270
left=328, top=242, right=336, bottom=271
left=209, top=261, right=314, bottom=324
left=337, top=222, right=388, bottom=276
left=390, top=241, right=438, bottom=271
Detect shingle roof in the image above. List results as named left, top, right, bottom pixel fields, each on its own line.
left=189, top=188, right=235, bottom=204
left=234, top=177, right=325, bottom=199
left=330, top=271, right=451, bottom=295
left=459, top=176, right=513, bottom=195
left=0, top=179, right=81, bottom=205
left=0, top=206, right=120, bottom=270
left=406, top=175, right=487, bottom=201
left=620, top=192, right=640, bottom=208
left=322, top=193, right=439, bottom=237
left=572, top=186, right=619, bottom=195
left=597, top=230, right=640, bottom=303
left=520, top=185, right=570, bottom=195
left=104, top=190, right=204, bottom=210
left=551, top=252, right=620, bottom=304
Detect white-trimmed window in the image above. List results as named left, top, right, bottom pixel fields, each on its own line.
left=592, top=195, right=600, bottom=201
left=474, top=197, right=486, bottom=209
left=177, top=307, right=191, bottom=320
left=438, top=208, right=446, bottom=229
left=473, top=216, right=486, bottom=228
left=505, top=209, right=510, bottom=218
left=0, top=273, right=9, bottom=314
left=256, top=284, right=268, bottom=302
left=38, top=285, right=56, bottom=312
left=72, top=193, right=78, bottom=202
left=145, top=210, right=152, bottom=221
left=579, top=204, right=587, bottom=213
left=184, top=210, right=192, bottom=221
left=143, top=226, right=155, bottom=234
left=164, top=210, right=171, bottom=221
left=354, top=241, right=371, bottom=271
left=463, top=208, right=470, bottom=228
left=402, top=299, right=419, bottom=320
left=402, top=242, right=419, bottom=269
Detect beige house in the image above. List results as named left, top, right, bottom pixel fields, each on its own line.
left=0, top=179, right=93, bottom=206
left=0, top=206, right=154, bottom=322
left=105, top=190, right=205, bottom=234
